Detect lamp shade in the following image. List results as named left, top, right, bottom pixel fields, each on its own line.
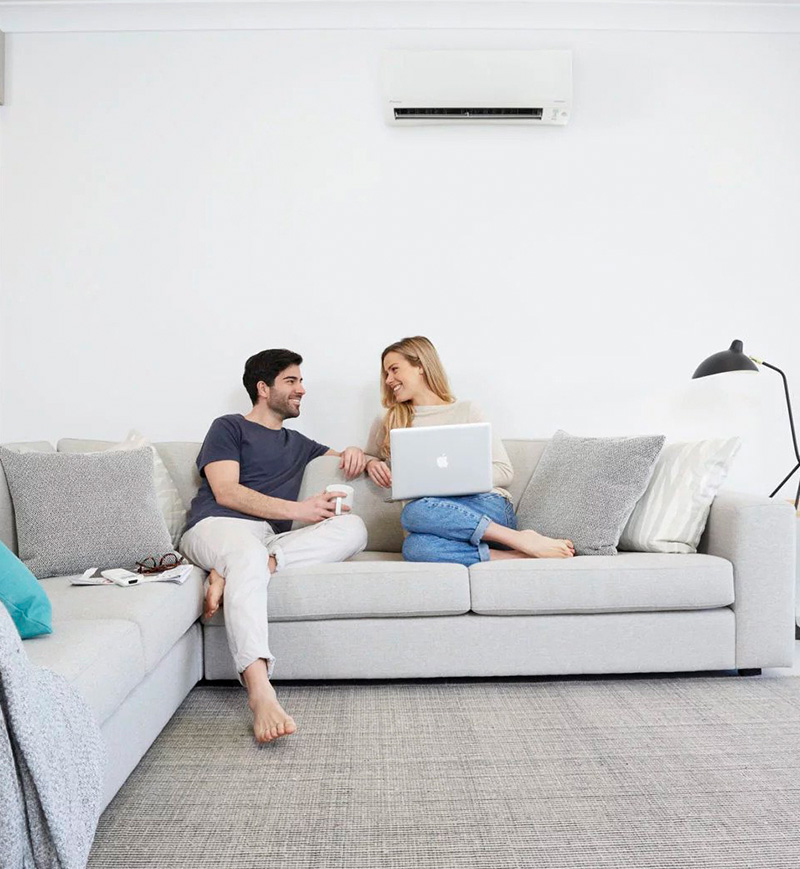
left=692, top=339, right=759, bottom=379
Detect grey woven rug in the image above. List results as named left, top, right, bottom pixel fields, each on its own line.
left=88, top=677, right=800, bottom=868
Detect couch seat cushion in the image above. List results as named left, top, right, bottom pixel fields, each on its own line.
left=39, top=568, right=204, bottom=672
left=469, top=553, right=734, bottom=615
left=24, top=618, right=145, bottom=724
left=348, top=551, right=404, bottom=562
left=204, top=554, right=469, bottom=624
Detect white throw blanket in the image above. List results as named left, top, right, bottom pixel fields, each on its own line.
left=0, top=605, right=104, bottom=868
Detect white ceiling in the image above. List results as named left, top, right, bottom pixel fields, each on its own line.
left=0, top=0, right=799, bottom=35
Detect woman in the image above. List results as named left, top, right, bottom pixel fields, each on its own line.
left=364, top=336, right=574, bottom=565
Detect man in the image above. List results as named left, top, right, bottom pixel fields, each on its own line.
left=180, top=349, right=368, bottom=744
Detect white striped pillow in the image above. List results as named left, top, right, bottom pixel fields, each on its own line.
left=618, top=438, right=741, bottom=554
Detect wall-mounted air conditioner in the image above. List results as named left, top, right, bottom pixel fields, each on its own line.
left=380, top=50, right=572, bottom=126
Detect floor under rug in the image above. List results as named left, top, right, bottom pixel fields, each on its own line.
left=88, top=677, right=800, bottom=868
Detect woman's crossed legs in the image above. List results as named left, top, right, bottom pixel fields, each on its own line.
left=401, top=493, right=574, bottom=567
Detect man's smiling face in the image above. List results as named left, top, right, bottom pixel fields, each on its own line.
left=264, top=364, right=305, bottom=420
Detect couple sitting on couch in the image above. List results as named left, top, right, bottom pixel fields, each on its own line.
left=180, top=336, right=574, bottom=744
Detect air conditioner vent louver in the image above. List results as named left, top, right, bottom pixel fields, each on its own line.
left=394, top=107, right=544, bottom=120
left=381, top=50, right=572, bottom=126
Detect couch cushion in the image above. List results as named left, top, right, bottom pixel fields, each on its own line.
left=57, top=438, right=203, bottom=516
left=503, top=440, right=547, bottom=508
left=0, top=540, right=52, bottom=638
left=296, top=456, right=405, bottom=552
left=39, top=568, right=204, bottom=672
left=0, top=441, right=55, bottom=552
left=204, top=555, right=469, bottom=624
left=348, top=551, right=404, bottom=562
left=515, top=431, right=665, bottom=556
left=58, top=434, right=188, bottom=548
left=24, top=618, right=145, bottom=724
left=469, top=553, right=734, bottom=615
left=152, top=442, right=202, bottom=512
left=0, top=446, right=173, bottom=578
left=619, top=438, right=742, bottom=554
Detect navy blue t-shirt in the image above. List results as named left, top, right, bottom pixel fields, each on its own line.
left=184, top=414, right=329, bottom=535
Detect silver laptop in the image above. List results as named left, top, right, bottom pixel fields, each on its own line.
left=389, top=423, right=493, bottom=501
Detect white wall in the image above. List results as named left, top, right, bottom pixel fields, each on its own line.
left=1, top=22, right=799, bottom=498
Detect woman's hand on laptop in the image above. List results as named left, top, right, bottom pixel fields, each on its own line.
left=366, top=460, right=392, bottom=489
left=339, top=447, right=367, bottom=480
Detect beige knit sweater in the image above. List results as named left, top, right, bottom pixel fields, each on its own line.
left=364, top=400, right=513, bottom=500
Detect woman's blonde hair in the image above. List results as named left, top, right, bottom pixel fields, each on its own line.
left=377, top=336, right=455, bottom=459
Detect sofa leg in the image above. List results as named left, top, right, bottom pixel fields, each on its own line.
left=737, top=668, right=762, bottom=676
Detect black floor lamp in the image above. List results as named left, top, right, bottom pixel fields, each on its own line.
left=692, top=339, right=800, bottom=510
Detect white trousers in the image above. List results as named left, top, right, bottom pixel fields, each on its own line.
left=180, top=514, right=368, bottom=677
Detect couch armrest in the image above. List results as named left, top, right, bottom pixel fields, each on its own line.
left=701, top=490, right=796, bottom=668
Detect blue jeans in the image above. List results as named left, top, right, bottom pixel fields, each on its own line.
left=401, top=493, right=518, bottom=567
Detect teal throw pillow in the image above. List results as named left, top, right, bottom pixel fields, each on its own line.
left=0, top=540, right=52, bottom=638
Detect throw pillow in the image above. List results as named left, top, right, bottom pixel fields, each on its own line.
left=0, top=446, right=173, bottom=579
left=106, top=430, right=187, bottom=547
left=618, top=437, right=742, bottom=554
left=0, top=540, right=52, bottom=638
left=516, top=430, right=666, bottom=556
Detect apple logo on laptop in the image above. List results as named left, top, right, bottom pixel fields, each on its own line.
left=437, top=454, right=449, bottom=469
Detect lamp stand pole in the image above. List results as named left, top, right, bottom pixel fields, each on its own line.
left=754, top=359, right=800, bottom=510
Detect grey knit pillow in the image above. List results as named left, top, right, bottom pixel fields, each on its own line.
left=516, top=430, right=666, bottom=556
left=0, top=446, right=173, bottom=578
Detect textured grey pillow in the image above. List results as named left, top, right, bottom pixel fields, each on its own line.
left=516, top=430, right=666, bottom=556
left=0, top=446, right=173, bottom=578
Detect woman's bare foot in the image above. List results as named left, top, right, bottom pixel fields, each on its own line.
left=489, top=549, right=528, bottom=561
left=514, top=529, right=575, bottom=559
left=203, top=569, right=226, bottom=620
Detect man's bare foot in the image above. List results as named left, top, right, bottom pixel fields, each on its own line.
left=248, top=683, right=297, bottom=744
left=514, top=529, right=575, bottom=559
left=203, top=569, right=226, bottom=620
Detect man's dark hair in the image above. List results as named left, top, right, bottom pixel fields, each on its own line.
left=243, top=349, right=303, bottom=405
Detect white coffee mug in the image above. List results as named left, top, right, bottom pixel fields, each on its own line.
left=325, top=484, right=355, bottom=516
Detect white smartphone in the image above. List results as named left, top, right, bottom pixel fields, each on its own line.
left=100, top=568, right=140, bottom=586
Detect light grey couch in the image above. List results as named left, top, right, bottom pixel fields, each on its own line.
left=1, top=436, right=796, bottom=810
left=0, top=440, right=204, bottom=812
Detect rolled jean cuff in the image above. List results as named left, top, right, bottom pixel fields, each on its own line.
left=470, top=514, right=492, bottom=562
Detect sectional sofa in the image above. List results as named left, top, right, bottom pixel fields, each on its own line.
left=0, top=436, right=796, bottom=811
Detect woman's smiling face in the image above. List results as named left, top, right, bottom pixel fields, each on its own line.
left=383, top=351, right=426, bottom=404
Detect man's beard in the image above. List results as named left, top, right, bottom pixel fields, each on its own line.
left=268, top=395, right=301, bottom=420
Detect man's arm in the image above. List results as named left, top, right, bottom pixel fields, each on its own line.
left=323, top=447, right=367, bottom=480
left=205, top=460, right=343, bottom=524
